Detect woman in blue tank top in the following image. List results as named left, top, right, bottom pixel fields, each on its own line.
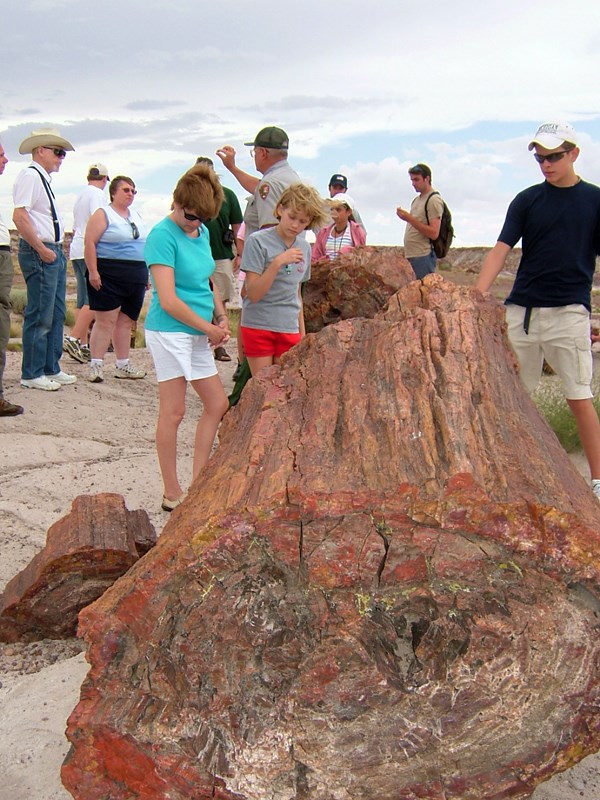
left=84, top=176, right=148, bottom=383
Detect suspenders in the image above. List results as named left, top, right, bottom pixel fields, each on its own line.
left=28, top=165, right=60, bottom=242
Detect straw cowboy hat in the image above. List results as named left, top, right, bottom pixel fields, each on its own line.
left=18, top=127, right=75, bottom=155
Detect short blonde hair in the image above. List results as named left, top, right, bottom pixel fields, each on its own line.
left=172, top=163, right=224, bottom=219
left=275, top=183, right=329, bottom=231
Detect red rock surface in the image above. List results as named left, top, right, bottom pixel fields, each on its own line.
left=0, top=493, right=156, bottom=642
left=303, top=245, right=415, bottom=332
left=63, top=276, right=600, bottom=800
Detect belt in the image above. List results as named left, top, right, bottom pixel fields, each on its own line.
left=0, top=245, right=10, bottom=252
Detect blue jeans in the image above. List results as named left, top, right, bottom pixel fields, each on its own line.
left=72, top=258, right=90, bottom=307
left=408, top=251, right=437, bottom=280
left=18, top=240, right=66, bottom=380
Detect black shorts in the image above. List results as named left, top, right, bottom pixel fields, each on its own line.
left=87, top=258, right=148, bottom=321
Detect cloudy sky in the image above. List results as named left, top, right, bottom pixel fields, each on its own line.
left=1, top=0, right=599, bottom=247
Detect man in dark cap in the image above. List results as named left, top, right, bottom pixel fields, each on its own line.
left=328, top=173, right=366, bottom=232
left=216, top=126, right=301, bottom=236
left=196, top=156, right=243, bottom=362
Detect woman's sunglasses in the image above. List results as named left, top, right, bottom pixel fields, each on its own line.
left=183, top=209, right=205, bottom=223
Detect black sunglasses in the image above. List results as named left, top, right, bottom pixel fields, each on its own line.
left=129, top=221, right=140, bottom=239
left=43, top=146, right=67, bottom=158
left=533, top=151, right=569, bottom=164
left=183, top=209, right=205, bottom=223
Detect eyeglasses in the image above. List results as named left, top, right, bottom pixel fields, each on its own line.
left=129, top=221, right=140, bottom=239
left=183, top=209, right=205, bottom=223
left=533, top=151, right=569, bottom=164
left=121, top=187, right=137, bottom=195
left=43, top=146, right=67, bottom=158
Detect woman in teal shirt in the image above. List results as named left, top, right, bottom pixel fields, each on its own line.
left=144, top=164, right=230, bottom=511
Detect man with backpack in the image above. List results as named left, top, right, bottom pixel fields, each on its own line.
left=396, top=163, right=450, bottom=279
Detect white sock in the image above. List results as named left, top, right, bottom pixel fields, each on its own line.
left=116, top=359, right=129, bottom=368
left=91, top=359, right=103, bottom=366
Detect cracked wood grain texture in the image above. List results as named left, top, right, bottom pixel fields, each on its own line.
left=63, top=272, right=600, bottom=800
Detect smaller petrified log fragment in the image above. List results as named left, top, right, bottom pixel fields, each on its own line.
left=303, top=245, right=414, bottom=332
left=0, top=493, right=156, bottom=642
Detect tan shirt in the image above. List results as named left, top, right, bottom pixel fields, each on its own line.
left=404, top=190, right=444, bottom=258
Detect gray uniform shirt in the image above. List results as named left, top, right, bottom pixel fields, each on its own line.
left=241, top=227, right=311, bottom=333
left=243, top=159, right=301, bottom=235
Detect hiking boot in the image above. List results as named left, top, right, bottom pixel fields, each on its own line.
left=0, top=398, right=25, bottom=416
left=21, top=376, right=61, bottom=391
left=115, top=363, right=146, bottom=380
left=88, top=363, right=104, bottom=383
left=80, top=344, right=91, bottom=362
left=63, top=336, right=87, bottom=364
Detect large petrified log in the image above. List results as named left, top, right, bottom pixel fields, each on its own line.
left=0, top=493, right=156, bottom=642
left=303, top=245, right=414, bottom=332
left=63, top=276, right=600, bottom=800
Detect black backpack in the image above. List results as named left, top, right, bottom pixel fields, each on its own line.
left=424, top=191, right=454, bottom=259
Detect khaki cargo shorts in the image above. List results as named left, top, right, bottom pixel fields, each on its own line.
left=505, top=303, right=593, bottom=400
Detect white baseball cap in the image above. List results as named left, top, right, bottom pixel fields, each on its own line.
left=528, top=121, right=578, bottom=151
left=330, top=193, right=355, bottom=210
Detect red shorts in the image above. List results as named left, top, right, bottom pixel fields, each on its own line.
left=240, top=326, right=302, bottom=358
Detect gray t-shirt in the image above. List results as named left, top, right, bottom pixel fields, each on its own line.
left=241, top=227, right=311, bottom=333
left=243, top=159, right=301, bottom=235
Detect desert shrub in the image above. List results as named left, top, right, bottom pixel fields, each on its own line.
left=10, top=288, right=27, bottom=315
left=533, top=374, right=600, bottom=452
left=228, top=307, right=240, bottom=339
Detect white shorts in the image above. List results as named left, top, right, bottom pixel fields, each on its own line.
left=145, top=330, right=218, bottom=383
left=505, top=303, right=593, bottom=400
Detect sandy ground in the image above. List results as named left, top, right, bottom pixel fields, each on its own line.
left=0, top=345, right=598, bottom=800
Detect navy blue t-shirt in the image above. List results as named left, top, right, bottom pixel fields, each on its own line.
left=499, top=179, right=600, bottom=311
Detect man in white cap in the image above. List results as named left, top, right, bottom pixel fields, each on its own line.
left=64, top=163, right=109, bottom=364
left=0, top=139, right=24, bottom=415
left=477, top=121, right=600, bottom=499
left=12, top=127, right=76, bottom=391
left=215, top=126, right=301, bottom=236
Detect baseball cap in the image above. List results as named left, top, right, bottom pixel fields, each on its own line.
left=331, top=193, right=355, bottom=210
left=88, top=163, right=109, bottom=178
left=244, top=126, right=289, bottom=149
left=329, top=174, right=348, bottom=188
left=528, top=121, right=578, bottom=151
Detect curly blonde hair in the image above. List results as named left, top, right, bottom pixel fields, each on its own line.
left=275, top=183, right=329, bottom=231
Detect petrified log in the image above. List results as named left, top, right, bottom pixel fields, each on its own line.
left=0, top=493, right=156, bottom=642
left=303, top=244, right=414, bottom=332
left=63, top=276, right=600, bottom=800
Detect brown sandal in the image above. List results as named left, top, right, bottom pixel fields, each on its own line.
left=214, top=346, right=232, bottom=362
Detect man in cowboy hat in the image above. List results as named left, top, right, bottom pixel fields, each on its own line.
left=13, top=127, right=77, bottom=391
left=215, top=126, right=301, bottom=236
left=0, top=139, right=24, bottom=415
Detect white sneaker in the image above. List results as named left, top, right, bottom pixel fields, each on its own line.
left=47, top=370, right=77, bottom=385
left=21, top=376, right=61, bottom=391
left=115, top=363, right=146, bottom=379
left=88, top=363, right=104, bottom=383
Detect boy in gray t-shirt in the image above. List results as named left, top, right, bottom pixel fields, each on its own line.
left=240, top=184, right=328, bottom=376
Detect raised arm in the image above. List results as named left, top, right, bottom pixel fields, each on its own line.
left=215, top=146, right=260, bottom=194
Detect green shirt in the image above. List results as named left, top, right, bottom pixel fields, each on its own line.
left=205, top=186, right=243, bottom=260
